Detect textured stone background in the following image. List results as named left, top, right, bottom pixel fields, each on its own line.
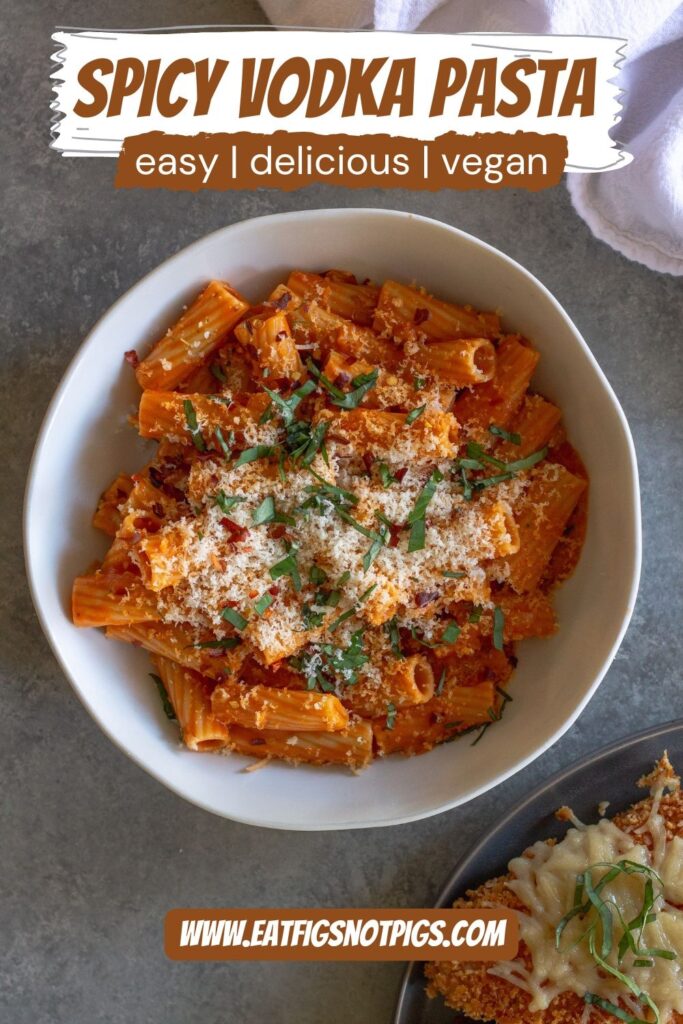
left=2, top=3, right=682, bottom=1022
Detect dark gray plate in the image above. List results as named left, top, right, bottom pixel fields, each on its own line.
left=394, top=719, right=683, bottom=1024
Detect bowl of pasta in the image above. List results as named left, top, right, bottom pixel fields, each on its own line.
left=24, top=208, right=640, bottom=829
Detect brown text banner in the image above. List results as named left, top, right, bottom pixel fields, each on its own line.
left=164, top=907, right=519, bottom=961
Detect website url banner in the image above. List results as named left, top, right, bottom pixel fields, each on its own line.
left=165, top=908, right=519, bottom=961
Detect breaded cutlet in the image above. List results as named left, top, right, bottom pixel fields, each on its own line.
left=425, top=756, right=683, bottom=1024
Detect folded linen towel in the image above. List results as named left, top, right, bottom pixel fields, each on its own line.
left=260, top=0, right=683, bottom=274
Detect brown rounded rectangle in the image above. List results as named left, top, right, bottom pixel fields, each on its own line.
left=116, top=131, right=567, bottom=192
left=164, top=907, right=519, bottom=961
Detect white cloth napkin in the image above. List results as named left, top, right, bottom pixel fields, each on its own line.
left=260, top=0, right=683, bottom=275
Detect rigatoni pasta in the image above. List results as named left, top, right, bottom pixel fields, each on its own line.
left=72, top=270, right=587, bottom=770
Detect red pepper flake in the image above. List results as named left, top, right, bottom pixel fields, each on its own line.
left=163, top=482, right=187, bottom=503
left=268, top=586, right=279, bottom=597
left=152, top=502, right=164, bottom=519
left=250, top=737, right=267, bottom=746
left=165, top=454, right=189, bottom=470
left=413, top=308, right=430, bottom=325
left=124, top=349, right=139, bottom=368
left=394, top=467, right=408, bottom=482
left=133, top=515, right=160, bottom=534
left=415, top=589, right=440, bottom=607
left=148, top=465, right=187, bottom=504
left=273, top=290, right=292, bottom=311
left=220, top=518, right=249, bottom=543
left=362, top=452, right=374, bottom=475
left=245, top=320, right=254, bottom=335
left=388, top=524, right=403, bottom=548
left=334, top=371, right=352, bottom=387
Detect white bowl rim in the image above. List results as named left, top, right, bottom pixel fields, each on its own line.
left=23, top=208, right=642, bottom=830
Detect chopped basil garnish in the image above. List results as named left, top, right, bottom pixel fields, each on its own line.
left=363, top=517, right=391, bottom=572
left=221, top=607, right=248, bottom=631
left=441, top=621, right=461, bottom=645
left=385, top=702, right=397, bottom=730
left=385, top=616, right=403, bottom=659
left=358, top=584, right=377, bottom=604
left=413, top=375, right=427, bottom=390
left=233, top=444, right=277, bottom=469
left=303, top=472, right=383, bottom=546
left=292, top=629, right=368, bottom=690
left=253, top=592, right=273, bottom=616
left=252, top=496, right=275, bottom=525
left=457, top=445, right=547, bottom=493
left=214, top=426, right=233, bottom=459
left=263, top=379, right=316, bottom=425
left=301, top=603, right=326, bottom=629
left=405, top=404, right=426, bottom=426
left=190, top=637, right=242, bottom=651
left=306, top=358, right=378, bottom=409
left=328, top=606, right=356, bottom=632
left=303, top=470, right=359, bottom=509
left=443, top=570, right=466, bottom=579
left=335, top=507, right=384, bottom=542
left=305, top=358, right=344, bottom=400
left=269, top=550, right=302, bottom=592
left=252, top=495, right=295, bottom=527
left=466, top=442, right=507, bottom=471
left=407, top=468, right=443, bottom=552
left=583, top=994, right=647, bottom=1024
left=407, top=519, right=425, bottom=552
left=150, top=673, right=176, bottom=720
left=495, top=684, right=513, bottom=706
left=213, top=490, right=245, bottom=515
left=309, top=565, right=328, bottom=586
left=489, top=423, right=521, bottom=445
left=556, top=858, right=677, bottom=1024
left=377, top=462, right=396, bottom=488
left=183, top=399, right=206, bottom=452
left=493, top=605, right=505, bottom=650
left=436, top=667, right=446, bottom=695
left=210, top=362, right=227, bottom=383
left=503, top=448, right=548, bottom=473
left=335, top=369, right=379, bottom=409
left=286, top=418, right=329, bottom=466
left=329, top=584, right=376, bottom=632
left=407, top=623, right=440, bottom=649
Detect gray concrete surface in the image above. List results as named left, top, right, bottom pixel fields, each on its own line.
left=2, top=2, right=682, bottom=1022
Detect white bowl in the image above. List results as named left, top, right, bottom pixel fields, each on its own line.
left=24, top=209, right=641, bottom=830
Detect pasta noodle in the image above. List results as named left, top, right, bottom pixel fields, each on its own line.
left=72, top=271, right=587, bottom=770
